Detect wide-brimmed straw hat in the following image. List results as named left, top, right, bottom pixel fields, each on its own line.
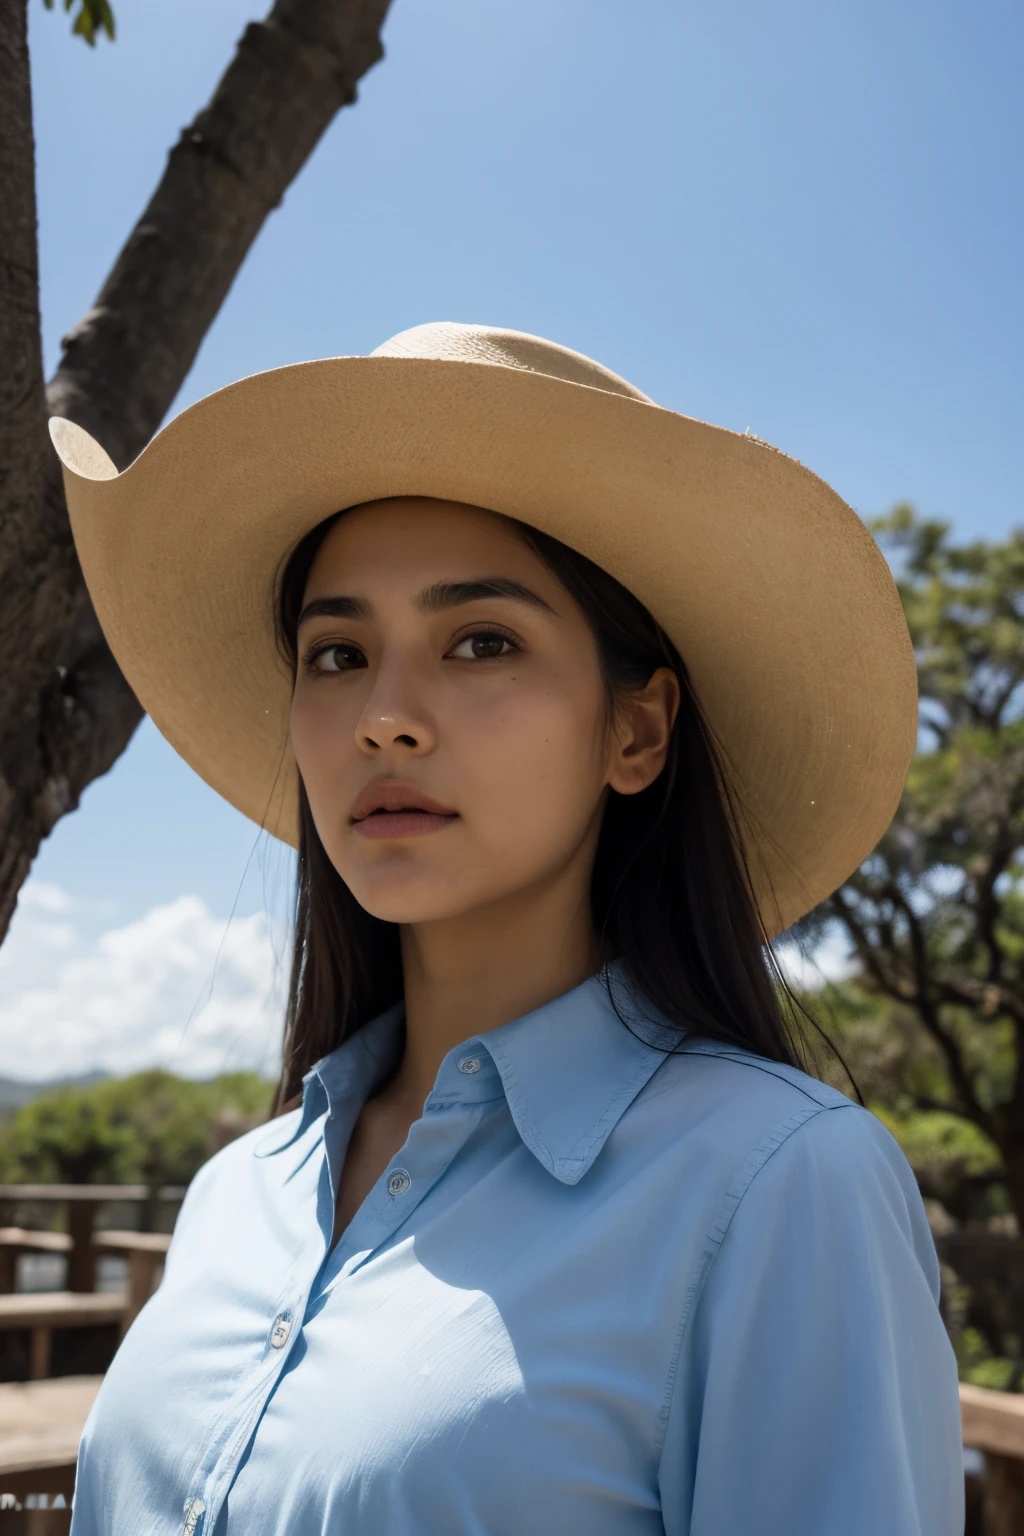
left=49, top=321, right=916, bottom=936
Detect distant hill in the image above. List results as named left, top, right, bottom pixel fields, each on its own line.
left=0, top=1069, right=111, bottom=1114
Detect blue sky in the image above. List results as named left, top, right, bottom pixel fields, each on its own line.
left=2, top=0, right=1020, bottom=1077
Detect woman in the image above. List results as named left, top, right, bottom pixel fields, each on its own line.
left=51, top=322, right=962, bottom=1535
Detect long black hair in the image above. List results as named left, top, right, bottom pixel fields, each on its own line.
left=272, top=503, right=839, bottom=1111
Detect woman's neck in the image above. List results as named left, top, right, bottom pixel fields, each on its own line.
left=386, top=865, right=604, bottom=1118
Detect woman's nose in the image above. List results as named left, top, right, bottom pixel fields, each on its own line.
left=355, top=665, right=436, bottom=755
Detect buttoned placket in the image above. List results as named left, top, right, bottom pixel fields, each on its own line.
left=177, top=1040, right=505, bottom=1536
left=175, top=1071, right=338, bottom=1536
left=318, top=1043, right=505, bottom=1293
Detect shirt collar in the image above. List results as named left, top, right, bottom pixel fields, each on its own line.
left=258, top=962, right=672, bottom=1184
left=253, top=1002, right=404, bottom=1158
left=472, top=961, right=673, bottom=1184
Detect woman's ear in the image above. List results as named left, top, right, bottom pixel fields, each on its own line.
left=606, top=666, right=680, bottom=796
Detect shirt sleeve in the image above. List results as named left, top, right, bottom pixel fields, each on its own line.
left=657, top=1101, right=964, bottom=1536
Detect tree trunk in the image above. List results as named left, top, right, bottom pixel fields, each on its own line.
left=0, top=0, right=58, bottom=939
left=0, top=0, right=394, bottom=944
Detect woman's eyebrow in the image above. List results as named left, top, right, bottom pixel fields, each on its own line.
left=297, top=578, right=554, bottom=630
left=417, top=578, right=555, bottom=614
left=296, top=595, right=370, bottom=627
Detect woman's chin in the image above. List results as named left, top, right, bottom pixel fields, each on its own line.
left=348, top=878, right=492, bottom=927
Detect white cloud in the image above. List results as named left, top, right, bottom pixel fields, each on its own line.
left=0, top=880, right=862, bottom=1083
left=776, top=929, right=859, bottom=992
left=20, top=882, right=72, bottom=916
left=0, top=883, right=289, bottom=1082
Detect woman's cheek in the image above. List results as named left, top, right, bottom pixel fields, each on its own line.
left=290, top=690, right=353, bottom=784
left=457, top=690, right=554, bottom=796
left=289, top=690, right=322, bottom=775
left=469, top=694, right=601, bottom=852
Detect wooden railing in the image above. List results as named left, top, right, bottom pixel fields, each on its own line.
left=0, top=1189, right=176, bottom=1390
left=0, top=1186, right=150, bottom=1295
left=0, top=1185, right=182, bottom=1295
left=961, top=1384, right=1024, bottom=1535
left=0, top=1189, right=1019, bottom=1527
left=0, top=1380, right=1016, bottom=1528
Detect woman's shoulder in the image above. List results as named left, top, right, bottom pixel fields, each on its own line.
left=629, top=1037, right=929, bottom=1254
left=634, top=1033, right=863, bottom=1146
left=652, top=1053, right=960, bottom=1536
left=650, top=1035, right=854, bottom=1108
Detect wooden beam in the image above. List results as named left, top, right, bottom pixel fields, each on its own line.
left=0, top=1375, right=101, bottom=1513
left=0, top=1185, right=148, bottom=1202
left=0, top=1293, right=126, bottom=1329
left=0, top=1228, right=71, bottom=1254
left=0, top=1294, right=125, bottom=1387
left=961, top=1383, right=1024, bottom=1459
left=93, top=1231, right=170, bottom=1256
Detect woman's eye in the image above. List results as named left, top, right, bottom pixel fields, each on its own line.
left=449, top=631, right=518, bottom=660
left=308, top=643, right=366, bottom=673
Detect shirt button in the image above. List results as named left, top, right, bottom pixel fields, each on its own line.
left=458, top=1056, right=481, bottom=1074
left=269, top=1315, right=291, bottom=1349
left=387, top=1168, right=412, bottom=1196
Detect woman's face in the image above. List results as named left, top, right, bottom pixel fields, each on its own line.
left=289, top=498, right=673, bottom=926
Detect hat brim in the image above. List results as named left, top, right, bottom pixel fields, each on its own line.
left=50, top=355, right=917, bottom=937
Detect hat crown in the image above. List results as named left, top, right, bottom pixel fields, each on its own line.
left=370, top=321, right=654, bottom=405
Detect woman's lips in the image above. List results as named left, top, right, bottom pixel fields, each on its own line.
left=353, top=810, right=459, bottom=840
left=349, top=780, right=457, bottom=834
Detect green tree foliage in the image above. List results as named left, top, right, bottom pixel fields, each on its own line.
left=41, top=0, right=115, bottom=47
left=798, top=506, right=1024, bottom=1384
left=0, top=1083, right=135, bottom=1184
left=0, top=1070, right=274, bottom=1196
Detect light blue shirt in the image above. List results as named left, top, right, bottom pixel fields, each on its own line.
left=70, top=965, right=963, bottom=1535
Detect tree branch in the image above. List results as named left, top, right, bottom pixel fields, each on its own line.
left=934, top=976, right=1024, bottom=1033
left=0, top=0, right=394, bottom=942
left=971, top=768, right=1024, bottom=986
left=48, top=0, right=394, bottom=466
left=990, top=667, right=1024, bottom=731
left=885, top=879, right=996, bottom=1135
left=830, top=885, right=995, bottom=1138
left=975, top=820, right=1013, bottom=986
left=911, top=1092, right=967, bottom=1117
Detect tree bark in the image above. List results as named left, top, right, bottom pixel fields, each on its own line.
left=0, top=0, right=55, bottom=938
left=0, top=0, right=394, bottom=942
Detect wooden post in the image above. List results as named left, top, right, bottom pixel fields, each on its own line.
left=66, top=1201, right=98, bottom=1293
left=985, top=1451, right=1024, bottom=1536
left=92, top=1231, right=170, bottom=1333
left=28, top=1326, right=52, bottom=1382
left=26, top=1505, right=71, bottom=1536
left=982, top=1449, right=1024, bottom=1536
left=123, top=1252, right=159, bottom=1334
left=960, top=1384, right=1024, bottom=1533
